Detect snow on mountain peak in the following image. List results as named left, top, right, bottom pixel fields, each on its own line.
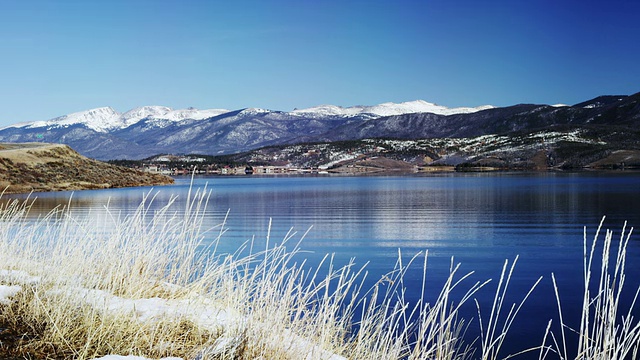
left=10, top=100, right=494, bottom=133
left=291, top=104, right=364, bottom=117
left=367, top=100, right=495, bottom=116
left=17, top=106, right=232, bottom=133
left=25, top=107, right=123, bottom=132
left=239, top=108, right=270, bottom=116
left=292, top=100, right=494, bottom=117
left=122, top=106, right=230, bottom=123
left=165, top=108, right=230, bottom=121
left=122, top=106, right=173, bottom=120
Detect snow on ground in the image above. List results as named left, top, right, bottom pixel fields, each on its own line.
left=318, top=152, right=361, bottom=169
left=60, top=286, right=239, bottom=328
left=0, top=269, right=41, bottom=284
left=0, top=284, right=21, bottom=304
left=93, top=356, right=182, bottom=360
left=0, top=269, right=347, bottom=360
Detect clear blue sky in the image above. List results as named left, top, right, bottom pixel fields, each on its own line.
left=1, top=0, right=639, bottom=126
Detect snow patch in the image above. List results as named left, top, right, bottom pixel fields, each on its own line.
left=43, top=282, right=345, bottom=360
left=238, top=108, right=270, bottom=116
left=121, top=106, right=173, bottom=121
left=319, top=153, right=361, bottom=169
left=92, top=356, right=182, bottom=360
left=0, top=285, right=22, bottom=304
left=0, top=269, right=41, bottom=284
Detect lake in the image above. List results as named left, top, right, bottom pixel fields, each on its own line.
left=7, top=171, right=640, bottom=358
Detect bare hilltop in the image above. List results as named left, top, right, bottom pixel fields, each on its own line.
left=0, top=143, right=173, bottom=194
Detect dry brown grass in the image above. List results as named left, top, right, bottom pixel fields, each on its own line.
left=0, top=187, right=488, bottom=359
left=0, top=142, right=172, bottom=193
left=0, top=187, right=637, bottom=360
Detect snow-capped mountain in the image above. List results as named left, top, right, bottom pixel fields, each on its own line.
left=1, top=93, right=636, bottom=160
left=121, top=106, right=231, bottom=122
left=4, top=100, right=492, bottom=134
left=8, top=106, right=233, bottom=133
left=291, top=100, right=494, bottom=118
left=1, top=99, right=496, bottom=159
left=120, top=106, right=173, bottom=121
left=14, top=107, right=123, bottom=133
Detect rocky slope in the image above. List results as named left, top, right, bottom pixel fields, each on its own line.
left=0, top=143, right=173, bottom=193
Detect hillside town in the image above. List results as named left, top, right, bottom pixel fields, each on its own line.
left=125, top=127, right=635, bottom=176
left=141, top=162, right=321, bottom=176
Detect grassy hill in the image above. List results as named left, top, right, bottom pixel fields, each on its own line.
left=0, top=143, right=173, bottom=194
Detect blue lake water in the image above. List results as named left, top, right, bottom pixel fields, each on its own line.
left=7, top=172, right=640, bottom=358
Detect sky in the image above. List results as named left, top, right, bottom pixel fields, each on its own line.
left=1, top=0, right=639, bottom=126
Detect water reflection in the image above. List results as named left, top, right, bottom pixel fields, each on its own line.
left=3, top=172, right=640, bottom=358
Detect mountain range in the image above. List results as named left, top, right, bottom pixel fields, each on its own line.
left=0, top=94, right=638, bottom=163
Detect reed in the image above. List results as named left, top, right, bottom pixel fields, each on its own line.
left=545, top=217, right=640, bottom=359
left=0, top=187, right=637, bottom=360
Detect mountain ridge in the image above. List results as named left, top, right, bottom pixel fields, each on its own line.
left=3, top=100, right=490, bottom=134
left=0, top=93, right=638, bottom=161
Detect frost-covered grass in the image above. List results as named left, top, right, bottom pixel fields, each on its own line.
left=543, top=218, right=640, bottom=359
left=0, top=186, right=638, bottom=359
